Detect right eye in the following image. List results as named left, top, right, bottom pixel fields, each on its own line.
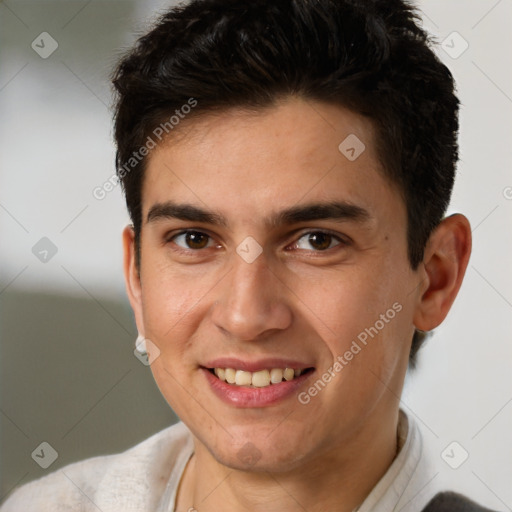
left=170, top=230, right=216, bottom=250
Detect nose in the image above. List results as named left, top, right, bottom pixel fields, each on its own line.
left=211, top=254, right=293, bottom=342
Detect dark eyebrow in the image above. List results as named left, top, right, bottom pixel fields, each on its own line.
left=269, top=201, right=371, bottom=227
left=146, top=200, right=371, bottom=227
left=147, top=202, right=228, bottom=226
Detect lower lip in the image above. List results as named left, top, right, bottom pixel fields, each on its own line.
left=202, top=368, right=314, bottom=408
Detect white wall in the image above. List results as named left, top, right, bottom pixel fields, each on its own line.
left=405, top=2, right=512, bottom=507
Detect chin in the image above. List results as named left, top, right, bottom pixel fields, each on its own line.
left=207, top=431, right=309, bottom=474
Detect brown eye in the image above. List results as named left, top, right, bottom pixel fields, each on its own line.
left=186, top=231, right=209, bottom=249
left=172, top=231, right=212, bottom=250
left=293, top=231, right=344, bottom=251
left=307, top=232, right=332, bottom=250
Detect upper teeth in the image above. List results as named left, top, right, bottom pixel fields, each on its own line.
left=214, top=368, right=303, bottom=387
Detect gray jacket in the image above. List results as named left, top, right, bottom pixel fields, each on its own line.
left=422, top=492, right=501, bottom=512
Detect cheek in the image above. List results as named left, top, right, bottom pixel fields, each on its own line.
left=295, top=255, right=412, bottom=373
left=139, top=256, right=211, bottom=353
left=293, top=265, right=392, bottom=343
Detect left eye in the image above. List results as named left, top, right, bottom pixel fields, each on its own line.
left=172, top=231, right=215, bottom=250
left=294, top=232, right=343, bottom=251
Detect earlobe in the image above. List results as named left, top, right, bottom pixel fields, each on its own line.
left=122, top=224, right=145, bottom=336
left=413, top=214, right=472, bottom=332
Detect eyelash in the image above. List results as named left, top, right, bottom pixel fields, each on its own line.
left=166, top=229, right=350, bottom=254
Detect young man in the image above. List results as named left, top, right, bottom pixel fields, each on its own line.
left=1, top=0, right=498, bottom=511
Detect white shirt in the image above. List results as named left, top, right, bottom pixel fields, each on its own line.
left=0, top=410, right=449, bottom=511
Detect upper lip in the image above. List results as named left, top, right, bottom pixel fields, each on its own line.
left=202, top=358, right=315, bottom=373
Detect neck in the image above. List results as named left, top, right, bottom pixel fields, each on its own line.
left=175, top=408, right=401, bottom=512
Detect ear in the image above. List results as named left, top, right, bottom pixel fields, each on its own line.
left=413, top=214, right=472, bottom=332
left=122, top=224, right=145, bottom=337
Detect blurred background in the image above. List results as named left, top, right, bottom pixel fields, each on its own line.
left=1, top=0, right=511, bottom=509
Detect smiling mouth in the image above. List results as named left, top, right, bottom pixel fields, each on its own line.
left=207, top=367, right=315, bottom=388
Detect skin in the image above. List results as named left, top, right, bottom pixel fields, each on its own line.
left=123, top=96, right=472, bottom=512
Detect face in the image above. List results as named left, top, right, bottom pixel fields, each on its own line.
left=124, top=96, right=424, bottom=472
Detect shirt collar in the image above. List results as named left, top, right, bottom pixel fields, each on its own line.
left=161, top=408, right=431, bottom=512
left=357, top=408, right=432, bottom=512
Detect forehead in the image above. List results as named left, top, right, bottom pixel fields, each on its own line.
left=141, top=96, right=403, bottom=227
